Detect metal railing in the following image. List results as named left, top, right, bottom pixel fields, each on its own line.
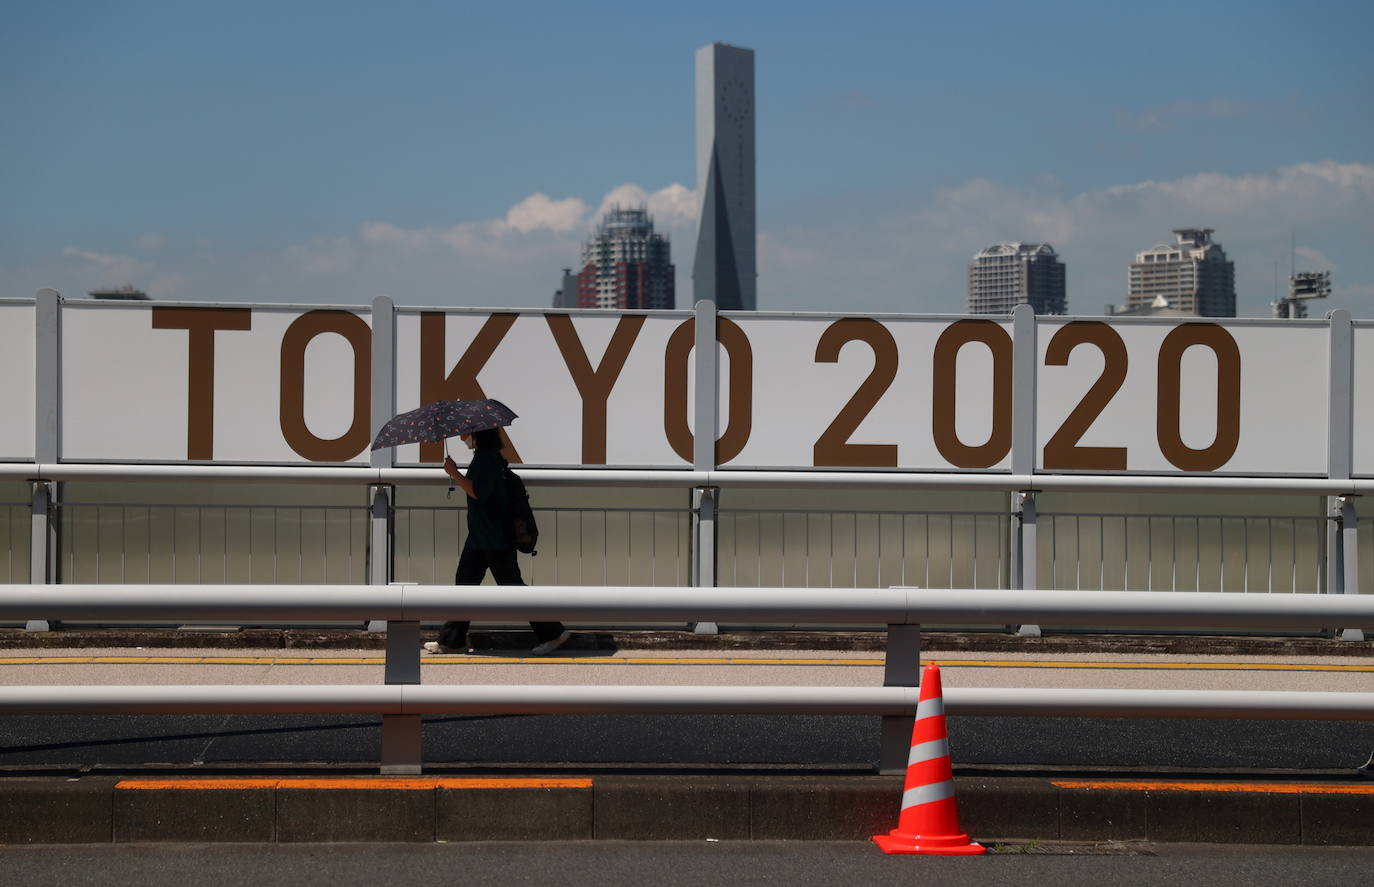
left=1, top=466, right=1367, bottom=627
left=11, top=502, right=1348, bottom=600
left=57, top=502, right=370, bottom=585
left=718, top=509, right=1008, bottom=589
left=1, top=502, right=26, bottom=583
left=393, top=506, right=689, bottom=587
left=1, top=584, right=1372, bottom=774
left=1041, top=513, right=1329, bottom=593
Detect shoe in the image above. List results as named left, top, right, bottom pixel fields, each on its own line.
left=530, top=630, right=573, bottom=656
left=422, top=641, right=466, bottom=655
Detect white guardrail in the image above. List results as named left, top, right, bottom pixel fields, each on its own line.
left=1, top=585, right=1373, bottom=773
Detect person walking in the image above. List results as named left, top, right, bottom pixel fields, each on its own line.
left=422, top=428, right=572, bottom=656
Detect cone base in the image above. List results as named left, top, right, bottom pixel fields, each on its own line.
left=872, top=831, right=986, bottom=855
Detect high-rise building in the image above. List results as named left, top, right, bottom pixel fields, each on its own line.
left=1125, top=228, right=1235, bottom=317
left=967, top=243, right=1066, bottom=315
left=693, top=42, right=756, bottom=310
left=571, top=207, right=675, bottom=310
left=552, top=268, right=577, bottom=309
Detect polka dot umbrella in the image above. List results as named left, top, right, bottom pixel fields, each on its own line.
left=370, top=399, right=518, bottom=451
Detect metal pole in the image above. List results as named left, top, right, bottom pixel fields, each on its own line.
left=1336, top=497, right=1364, bottom=642
left=365, top=484, right=394, bottom=633
left=380, top=618, right=422, bottom=774
left=27, top=288, right=62, bottom=632
left=879, top=622, right=921, bottom=774
left=688, top=299, right=721, bottom=635
left=689, top=486, right=720, bottom=634
left=26, top=480, right=59, bottom=631
left=1012, top=490, right=1042, bottom=637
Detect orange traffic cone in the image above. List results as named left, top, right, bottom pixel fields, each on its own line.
left=873, top=661, right=984, bottom=855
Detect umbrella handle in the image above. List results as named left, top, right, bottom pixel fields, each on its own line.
left=444, top=438, right=454, bottom=498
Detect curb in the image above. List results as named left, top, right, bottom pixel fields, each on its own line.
left=2, top=774, right=1372, bottom=845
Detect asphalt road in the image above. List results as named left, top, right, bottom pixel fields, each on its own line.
left=3, top=842, right=1373, bottom=887
left=1, top=711, right=1370, bottom=772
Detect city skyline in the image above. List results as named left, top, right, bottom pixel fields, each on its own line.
left=3, top=2, right=1372, bottom=317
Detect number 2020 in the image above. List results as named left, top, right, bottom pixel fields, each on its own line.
left=813, top=319, right=1241, bottom=472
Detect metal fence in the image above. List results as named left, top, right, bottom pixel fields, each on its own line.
left=718, top=508, right=1008, bottom=589
left=393, top=505, right=690, bottom=587
left=57, top=502, right=370, bottom=585
left=1041, top=512, right=1329, bottom=593
left=0, top=499, right=1363, bottom=596
left=2, top=501, right=27, bottom=583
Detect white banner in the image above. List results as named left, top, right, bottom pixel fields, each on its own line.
left=729, top=315, right=1012, bottom=471
left=60, top=302, right=372, bottom=463
left=1353, top=323, right=1374, bottom=478
left=1035, top=319, right=1329, bottom=475
left=0, top=302, right=35, bottom=461
left=393, top=310, right=688, bottom=467
left=18, top=300, right=1352, bottom=476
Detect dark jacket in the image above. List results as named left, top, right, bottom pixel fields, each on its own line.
left=463, top=448, right=512, bottom=550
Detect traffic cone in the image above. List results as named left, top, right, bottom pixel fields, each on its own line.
left=872, top=662, right=984, bottom=855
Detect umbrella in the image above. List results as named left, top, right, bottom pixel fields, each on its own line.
left=370, top=399, right=518, bottom=450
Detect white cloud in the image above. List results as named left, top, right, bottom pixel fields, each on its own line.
left=1116, top=97, right=1310, bottom=132
left=1117, top=98, right=1250, bottom=132
left=62, top=247, right=156, bottom=285
left=503, top=193, right=587, bottom=233
left=593, top=183, right=697, bottom=229
left=284, top=237, right=356, bottom=276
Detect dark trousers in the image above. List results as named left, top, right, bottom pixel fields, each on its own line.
left=438, top=545, right=565, bottom=649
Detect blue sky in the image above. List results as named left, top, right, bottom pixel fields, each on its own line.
left=4, top=0, right=1372, bottom=315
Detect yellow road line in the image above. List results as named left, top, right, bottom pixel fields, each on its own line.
left=1054, top=780, right=1374, bottom=794
left=2, top=655, right=1371, bottom=672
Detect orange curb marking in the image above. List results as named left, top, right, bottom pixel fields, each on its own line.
left=115, top=777, right=592, bottom=790
left=1053, top=780, right=1374, bottom=794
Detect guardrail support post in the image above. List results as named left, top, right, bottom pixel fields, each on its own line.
left=689, top=486, right=720, bottom=635
left=365, top=484, right=394, bottom=633
left=26, top=480, right=60, bottom=632
left=879, top=623, right=921, bottom=774
left=1011, top=490, right=1041, bottom=637
left=1334, top=496, right=1364, bottom=642
left=28, top=288, right=62, bottom=632
left=381, top=618, right=422, bottom=774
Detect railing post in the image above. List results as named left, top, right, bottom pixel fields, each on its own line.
left=879, top=621, right=921, bottom=774
left=1011, top=490, right=1041, bottom=637
left=1322, top=310, right=1361, bottom=638
left=1334, top=496, right=1364, bottom=642
left=365, top=484, right=394, bottom=633
left=28, top=287, right=62, bottom=632
left=689, top=299, right=720, bottom=635
left=689, top=486, right=720, bottom=634
left=367, top=295, right=396, bottom=632
left=380, top=615, right=422, bottom=775
left=26, top=480, right=60, bottom=631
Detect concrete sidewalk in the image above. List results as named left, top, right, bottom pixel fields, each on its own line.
left=3, top=626, right=1373, bottom=657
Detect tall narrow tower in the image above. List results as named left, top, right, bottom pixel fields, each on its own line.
left=693, top=42, right=756, bottom=311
